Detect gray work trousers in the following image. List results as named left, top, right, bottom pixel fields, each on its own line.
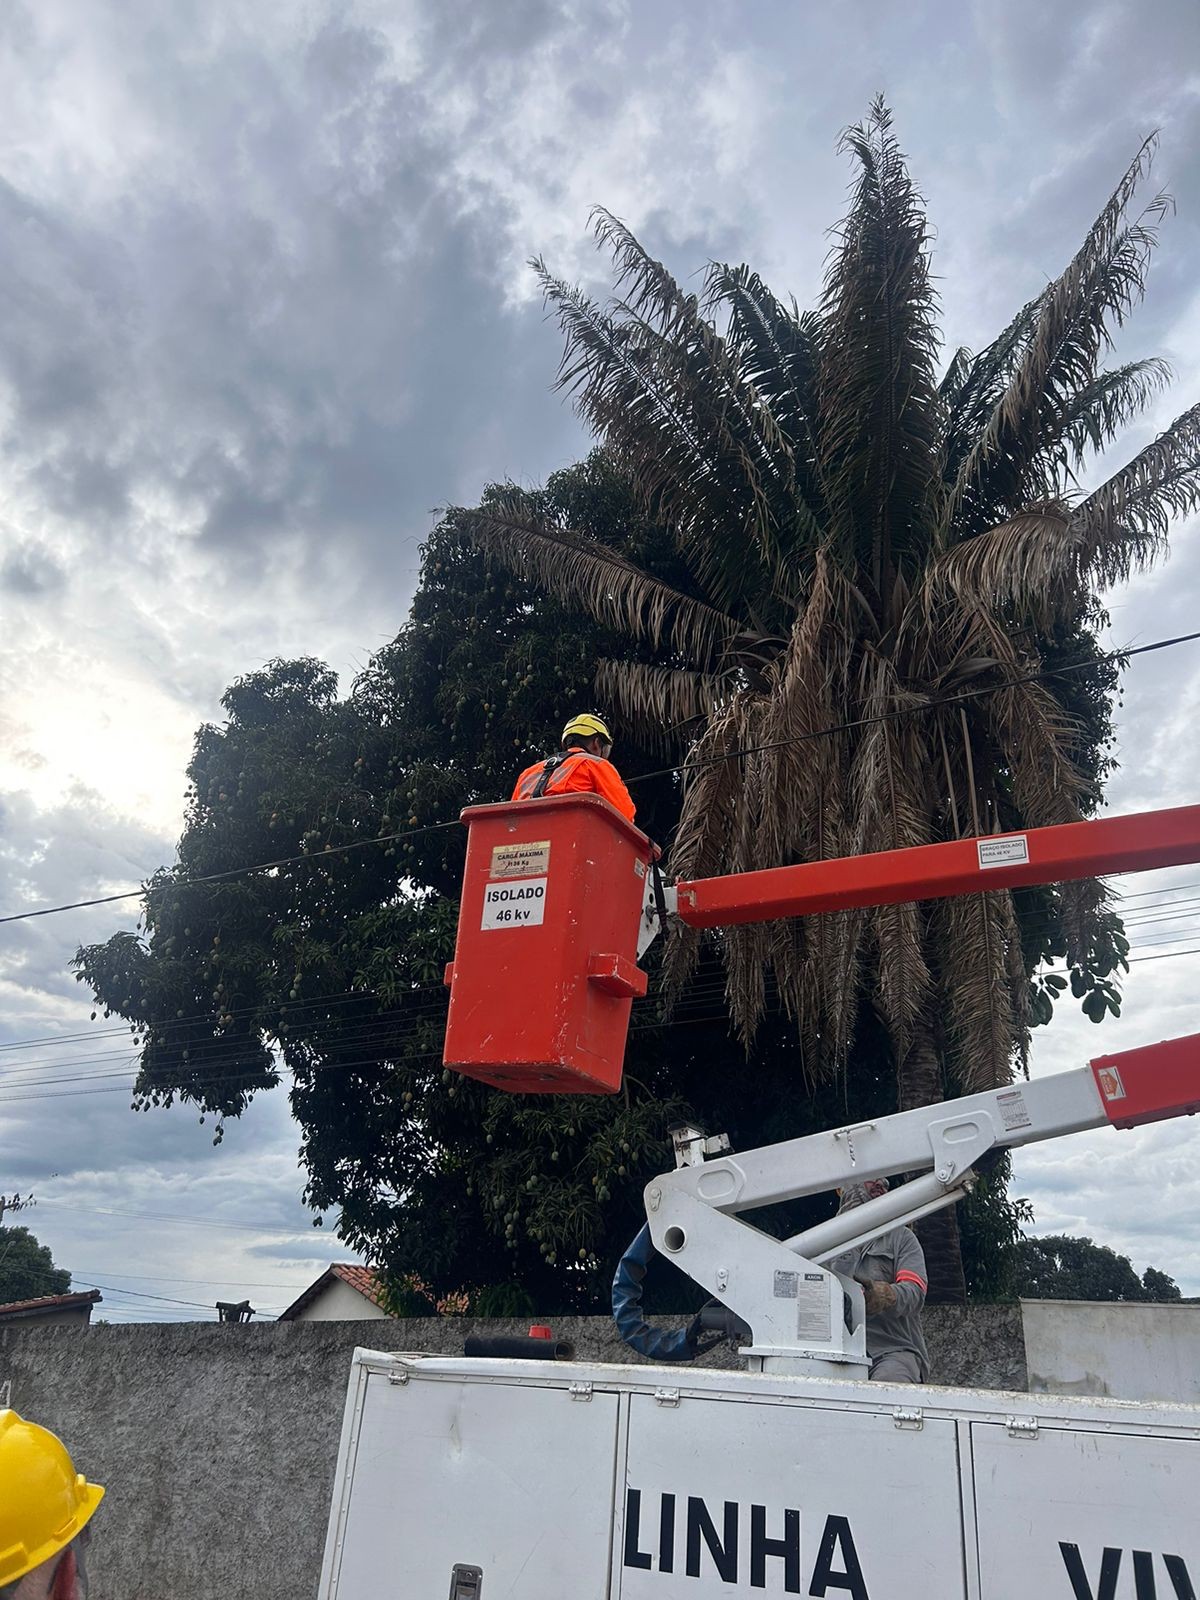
left=869, top=1350, right=923, bottom=1383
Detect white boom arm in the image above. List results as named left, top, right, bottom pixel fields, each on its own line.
left=642, top=1035, right=1199, bottom=1376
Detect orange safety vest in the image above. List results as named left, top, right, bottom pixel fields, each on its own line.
left=512, top=745, right=636, bottom=822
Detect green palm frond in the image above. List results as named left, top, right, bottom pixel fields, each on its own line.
left=704, top=262, right=828, bottom=526
left=535, top=257, right=785, bottom=623
left=1043, top=358, right=1172, bottom=480
left=819, top=97, right=942, bottom=594
left=938, top=292, right=1049, bottom=510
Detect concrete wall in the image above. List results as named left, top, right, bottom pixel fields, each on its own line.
left=0, top=1308, right=1020, bottom=1600
left=1022, top=1298, right=1200, bottom=1402
left=291, top=1277, right=391, bottom=1322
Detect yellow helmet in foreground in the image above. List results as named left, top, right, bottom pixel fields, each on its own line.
left=0, top=1410, right=104, bottom=1586
left=562, top=713, right=613, bottom=745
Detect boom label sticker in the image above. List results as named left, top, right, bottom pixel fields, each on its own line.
left=481, top=877, right=547, bottom=930
left=977, top=834, right=1030, bottom=870
left=996, top=1088, right=1033, bottom=1131
left=796, top=1275, right=831, bottom=1342
left=490, top=840, right=550, bottom=879
left=1097, top=1065, right=1126, bottom=1101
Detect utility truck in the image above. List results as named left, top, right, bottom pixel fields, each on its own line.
left=318, top=796, right=1200, bottom=1599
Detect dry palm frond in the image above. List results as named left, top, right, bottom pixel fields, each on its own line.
left=1058, top=874, right=1115, bottom=970
left=662, top=701, right=748, bottom=997
left=1074, top=400, right=1200, bottom=547
left=946, top=135, right=1168, bottom=534
left=956, top=612, right=1093, bottom=826
left=459, top=489, right=739, bottom=666
left=593, top=658, right=728, bottom=750
left=930, top=891, right=1019, bottom=1094
left=849, top=657, right=936, bottom=1048
left=515, top=111, right=1192, bottom=1142
left=924, top=505, right=1084, bottom=632
left=1044, top=359, right=1172, bottom=481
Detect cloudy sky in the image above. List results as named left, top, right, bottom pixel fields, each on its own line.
left=1, top=0, right=1199, bottom=1321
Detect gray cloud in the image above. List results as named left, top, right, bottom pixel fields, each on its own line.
left=0, top=540, right=67, bottom=595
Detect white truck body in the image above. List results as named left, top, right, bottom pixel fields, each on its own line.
left=318, top=1348, right=1200, bottom=1600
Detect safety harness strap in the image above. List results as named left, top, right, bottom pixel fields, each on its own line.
left=529, top=755, right=565, bottom=798
left=527, top=748, right=600, bottom=799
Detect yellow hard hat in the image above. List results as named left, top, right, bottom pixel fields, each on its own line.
left=562, top=713, right=613, bottom=744
left=0, top=1410, right=104, bottom=1587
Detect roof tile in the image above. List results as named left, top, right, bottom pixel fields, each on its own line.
left=0, top=1289, right=102, bottom=1318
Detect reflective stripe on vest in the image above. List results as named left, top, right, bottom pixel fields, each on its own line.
left=517, top=750, right=599, bottom=800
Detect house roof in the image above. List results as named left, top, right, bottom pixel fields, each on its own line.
left=0, top=1289, right=102, bottom=1322
left=277, top=1263, right=387, bottom=1321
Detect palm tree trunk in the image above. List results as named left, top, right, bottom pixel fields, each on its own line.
left=898, top=1014, right=967, bottom=1304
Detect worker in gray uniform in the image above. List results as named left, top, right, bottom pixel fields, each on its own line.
left=829, top=1179, right=929, bottom=1383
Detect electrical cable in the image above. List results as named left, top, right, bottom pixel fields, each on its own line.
left=623, top=628, right=1200, bottom=789
left=0, top=1000, right=774, bottom=1104
left=1, top=897, right=1195, bottom=1093
left=69, top=1279, right=284, bottom=1313
left=2, top=875, right=1193, bottom=1074
left=0, top=981, right=449, bottom=1053
left=0, top=820, right=459, bottom=927
left=34, top=1200, right=342, bottom=1237
left=2, top=628, right=1197, bottom=931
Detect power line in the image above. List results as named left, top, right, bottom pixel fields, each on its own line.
left=1, top=871, right=1193, bottom=1076
left=625, top=628, right=1200, bottom=788
left=2, top=628, right=1197, bottom=931
left=3, top=940, right=1195, bottom=1111
left=0, top=998, right=766, bottom=1105
left=0, top=903, right=1193, bottom=1094
left=70, top=1279, right=284, bottom=1314
left=0, top=981, right=447, bottom=1054
left=35, top=1200, right=337, bottom=1237
left=0, top=820, right=459, bottom=928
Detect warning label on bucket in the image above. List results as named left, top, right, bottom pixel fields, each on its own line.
left=490, top=840, right=550, bottom=879
left=481, top=877, right=548, bottom=930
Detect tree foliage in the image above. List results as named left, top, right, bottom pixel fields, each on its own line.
left=459, top=103, right=1198, bottom=1294
left=0, top=1226, right=71, bottom=1305
left=72, top=104, right=1197, bottom=1309
left=462, top=104, right=1196, bottom=1081
left=1015, top=1234, right=1182, bottom=1302
left=76, top=458, right=942, bottom=1310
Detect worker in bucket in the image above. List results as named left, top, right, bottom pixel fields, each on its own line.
left=512, top=713, right=636, bottom=822
left=0, top=1409, right=104, bottom=1599
left=829, top=1180, right=929, bottom=1383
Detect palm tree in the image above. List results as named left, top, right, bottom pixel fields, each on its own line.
left=461, top=101, right=1200, bottom=1298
